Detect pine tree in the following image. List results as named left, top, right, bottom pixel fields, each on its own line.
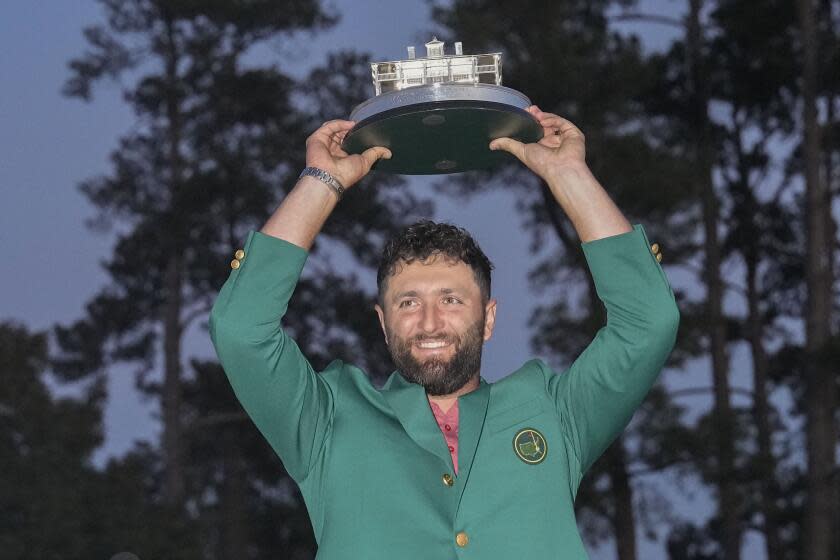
left=428, top=2, right=696, bottom=558
left=0, top=322, right=104, bottom=558
left=56, top=1, right=431, bottom=556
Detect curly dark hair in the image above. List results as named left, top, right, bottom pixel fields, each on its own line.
left=377, top=220, right=494, bottom=304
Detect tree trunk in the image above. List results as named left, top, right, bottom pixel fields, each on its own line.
left=745, top=251, right=781, bottom=560
left=686, top=1, right=741, bottom=557
left=798, top=0, right=837, bottom=558
left=163, top=255, right=185, bottom=507
left=606, top=438, right=637, bottom=560
left=220, top=427, right=249, bottom=559
left=540, top=185, right=638, bottom=559
left=162, top=12, right=186, bottom=508
left=732, top=110, right=781, bottom=560
left=700, top=163, right=740, bottom=560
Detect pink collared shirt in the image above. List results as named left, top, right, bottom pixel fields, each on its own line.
left=428, top=399, right=459, bottom=474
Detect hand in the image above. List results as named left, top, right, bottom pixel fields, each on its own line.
left=489, top=106, right=587, bottom=180
left=305, top=119, right=391, bottom=190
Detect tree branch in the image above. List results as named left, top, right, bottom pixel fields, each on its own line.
left=628, top=457, right=694, bottom=477
left=677, top=259, right=748, bottom=298
left=185, top=411, right=250, bottom=433
left=609, top=12, right=684, bottom=29
left=669, top=386, right=755, bottom=400
left=182, top=300, right=213, bottom=331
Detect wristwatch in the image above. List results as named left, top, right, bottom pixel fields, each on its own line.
left=299, top=167, right=345, bottom=199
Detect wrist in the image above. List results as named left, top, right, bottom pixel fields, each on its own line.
left=544, top=161, right=594, bottom=192
left=299, top=166, right=345, bottom=199
left=260, top=176, right=339, bottom=251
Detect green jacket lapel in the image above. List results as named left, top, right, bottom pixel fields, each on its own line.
left=455, top=378, right=491, bottom=509
left=382, top=371, right=452, bottom=467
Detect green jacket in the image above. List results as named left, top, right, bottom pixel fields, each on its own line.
left=209, top=225, right=679, bottom=559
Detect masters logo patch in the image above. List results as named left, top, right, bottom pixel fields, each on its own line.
left=513, top=428, right=547, bottom=464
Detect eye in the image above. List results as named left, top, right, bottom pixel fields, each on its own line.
left=442, top=296, right=462, bottom=305
left=398, top=300, right=417, bottom=308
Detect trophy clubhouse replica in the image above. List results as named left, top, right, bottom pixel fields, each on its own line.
left=342, top=38, right=542, bottom=175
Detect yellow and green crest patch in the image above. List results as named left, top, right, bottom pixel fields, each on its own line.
left=513, top=428, right=547, bottom=464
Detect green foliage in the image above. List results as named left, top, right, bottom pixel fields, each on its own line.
left=48, top=0, right=435, bottom=557
left=0, top=322, right=103, bottom=558
left=0, top=320, right=208, bottom=558
left=431, top=0, right=840, bottom=558
left=429, top=0, right=700, bottom=554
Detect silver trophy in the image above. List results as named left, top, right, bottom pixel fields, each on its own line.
left=342, top=38, right=542, bottom=175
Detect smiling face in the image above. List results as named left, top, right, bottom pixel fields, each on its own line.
left=375, top=255, right=497, bottom=396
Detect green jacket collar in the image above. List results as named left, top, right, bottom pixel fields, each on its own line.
left=382, top=371, right=491, bottom=484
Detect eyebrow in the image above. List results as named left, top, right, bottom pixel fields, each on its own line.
left=391, top=287, right=457, bottom=303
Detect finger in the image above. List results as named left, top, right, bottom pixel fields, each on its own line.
left=361, top=146, right=392, bottom=169
left=540, top=125, right=561, bottom=141
left=526, top=106, right=548, bottom=123
left=537, top=134, right=562, bottom=148
left=320, top=119, right=355, bottom=132
left=329, top=143, right=349, bottom=158
left=331, top=132, right=349, bottom=149
left=537, top=115, right=583, bottom=136
left=531, top=105, right=557, bottom=119
left=489, top=137, right=526, bottom=160
left=308, top=119, right=356, bottom=143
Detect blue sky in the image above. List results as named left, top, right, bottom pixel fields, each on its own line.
left=0, top=0, right=555, bottom=459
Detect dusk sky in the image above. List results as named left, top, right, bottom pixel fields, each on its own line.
left=1, top=0, right=539, bottom=458
left=1, top=1, right=770, bottom=558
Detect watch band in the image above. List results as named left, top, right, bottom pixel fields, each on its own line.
left=299, top=167, right=345, bottom=199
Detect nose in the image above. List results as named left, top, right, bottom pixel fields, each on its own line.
left=419, top=303, right=444, bottom=334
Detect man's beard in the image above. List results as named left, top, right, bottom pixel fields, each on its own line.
left=388, top=317, right=485, bottom=396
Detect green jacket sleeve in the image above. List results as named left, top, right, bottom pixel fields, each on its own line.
left=543, top=224, right=680, bottom=481
left=208, top=231, right=335, bottom=483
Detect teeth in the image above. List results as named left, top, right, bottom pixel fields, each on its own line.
left=418, top=341, right=448, bottom=348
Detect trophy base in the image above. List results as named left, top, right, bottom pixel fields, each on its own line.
left=342, top=85, right=542, bottom=175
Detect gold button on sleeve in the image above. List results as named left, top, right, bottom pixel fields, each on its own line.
left=234, top=249, right=245, bottom=260
left=230, top=259, right=241, bottom=270
left=656, top=252, right=663, bottom=262
left=442, top=473, right=454, bottom=487
left=650, top=243, right=660, bottom=254
left=455, top=532, right=469, bottom=547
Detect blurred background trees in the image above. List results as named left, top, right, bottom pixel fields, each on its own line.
left=2, top=0, right=838, bottom=558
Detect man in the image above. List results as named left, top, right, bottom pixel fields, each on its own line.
left=209, top=106, right=679, bottom=559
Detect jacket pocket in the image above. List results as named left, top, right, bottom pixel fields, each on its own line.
left=487, top=397, right=545, bottom=434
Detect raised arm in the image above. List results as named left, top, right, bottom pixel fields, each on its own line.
left=492, top=108, right=679, bottom=478
left=209, top=120, right=389, bottom=482
left=544, top=227, right=679, bottom=477
left=490, top=106, right=632, bottom=242
left=261, top=119, right=391, bottom=249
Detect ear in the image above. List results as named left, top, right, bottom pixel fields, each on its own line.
left=483, top=298, right=497, bottom=341
left=374, top=303, right=389, bottom=346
